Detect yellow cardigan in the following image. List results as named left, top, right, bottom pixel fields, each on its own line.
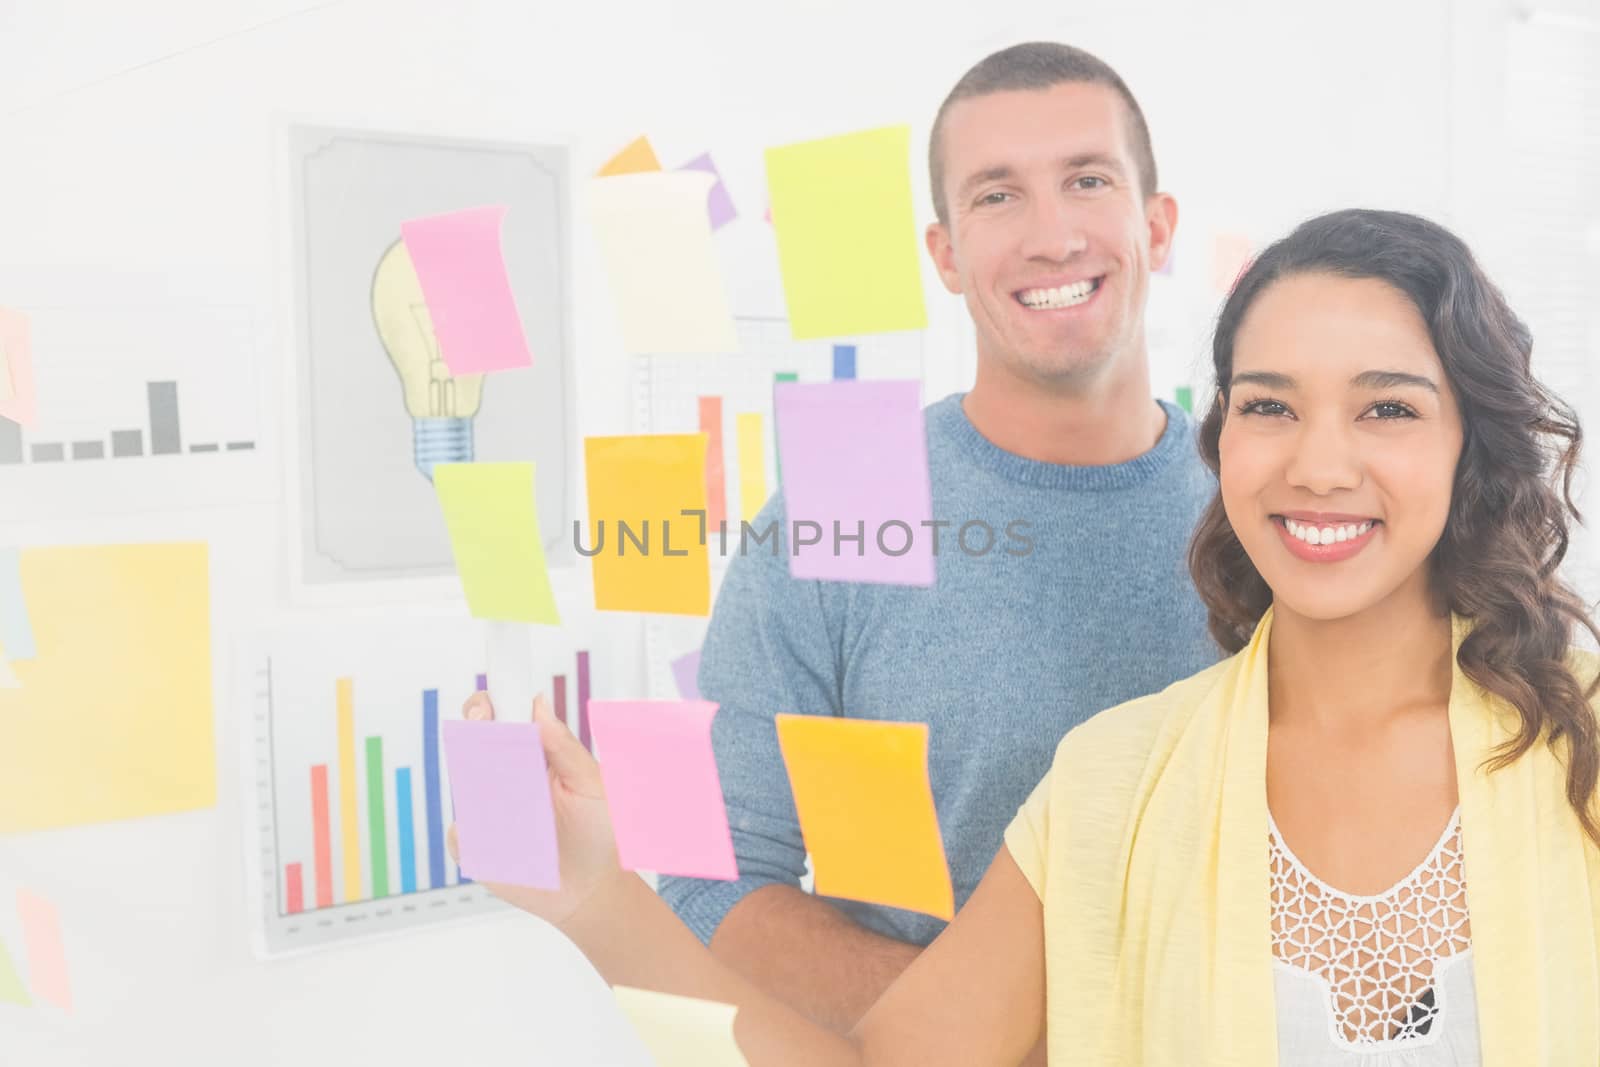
left=1005, top=607, right=1600, bottom=1065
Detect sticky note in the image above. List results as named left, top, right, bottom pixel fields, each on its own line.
left=434, top=462, right=561, bottom=625
left=735, top=413, right=765, bottom=523
left=0, top=310, right=35, bottom=428
left=399, top=205, right=534, bottom=375
left=0, top=544, right=215, bottom=834
left=597, top=135, right=662, bottom=176
left=669, top=650, right=702, bottom=701
left=589, top=172, right=739, bottom=355
left=588, top=700, right=736, bottom=879
left=699, top=397, right=727, bottom=529
left=613, top=987, right=748, bottom=1067
left=0, top=547, right=35, bottom=660
left=17, top=889, right=69, bottom=1012
left=0, top=657, right=18, bottom=690
left=773, top=380, right=933, bottom=586
left=765, top=126, right=927, bottom=338
left=0, top=935, right=28, bottom=1006
left=677, top=152, right=738, bottom=230
left=584, top=435, right=711, bottom=615
left=775, top=715, right=953, bottom=920
left=441, top=720, right=560, bottom=889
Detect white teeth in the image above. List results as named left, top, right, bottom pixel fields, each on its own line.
left=1018, top=278, right=1099, bottom=309
left=1284, top=519, right=1373, bottom=546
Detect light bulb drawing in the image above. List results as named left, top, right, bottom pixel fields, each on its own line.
left=371, top=239, right=487, bottom=481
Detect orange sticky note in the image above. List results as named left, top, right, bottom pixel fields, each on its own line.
left=774, top=715, right=953, bottom=920
left=584, top=435, right=710, bottom=616
left=598, top=135, right=662, bottom=176
left=17, top=889, right=70, bottom=1012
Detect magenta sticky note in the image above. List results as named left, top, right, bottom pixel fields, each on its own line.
left=441, top=720, right=560, bottom=888
left=588, top=700, right=737, bottom=881
left=677, top=153, right=737, bottom=231
left=399, top=205, right=534, bottom=376
left=16, top=888, right=70, bottom=1012
left=773, top=380, right=934, bottom=586
left=669, top=650, right=703, bottom=700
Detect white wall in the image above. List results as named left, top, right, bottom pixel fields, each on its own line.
left=1, top=1, right=1592, bottom=1064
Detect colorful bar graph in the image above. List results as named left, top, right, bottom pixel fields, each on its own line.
left=737, top=412, right=766, bottom=521
left=774, top=372, right=798, bottom=486
left=577, top=650, right=592, bottom=752
left=337, top=678, right=360, bottom=903
left=310, top=764, right=333, bottom=908
left=148, top=381, right=182, bottom=455
left=833, top=344, right=857, bottom=379
left=1175, top=385, right=1193, bottom=413
left=423, top=689, right=445, bottom=891
left=699, top=396, right=727, bottom=529
left=553, top=674, right=568, bottom=726
left=396, top=767, right=416, bottom=895
left=476, top=673, right=487, bottom=692
left=366, top=737, right=388, bottom=898
left=286, top=863, right=304, bottom=914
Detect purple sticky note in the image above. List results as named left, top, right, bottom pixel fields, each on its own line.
left=441, top=720, right=560, bottom=888
left=677, top=152, right=737, bottom=230
left=588, top=700, right=737, bottom=880
left=399, top=205, right=534, bottom=376
left=774, top=380, right=934, bottom=586
left=669, top=650, right=703, bottom=700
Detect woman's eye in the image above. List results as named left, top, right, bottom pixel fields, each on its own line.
left=1236, top=399, right=1288, bottom=417
left=1368, top=401, right=1417, bottom=419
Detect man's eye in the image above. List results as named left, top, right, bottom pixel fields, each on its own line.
left=1073, top=176, right=1108, bottom=190
left=977, top=191, right=1010, bottom=205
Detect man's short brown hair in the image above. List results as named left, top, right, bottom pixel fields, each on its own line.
left=929, top=42, right=1159, bottom=224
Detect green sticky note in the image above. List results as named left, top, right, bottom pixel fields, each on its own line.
left=0, top=934, right=29, bottom=1006
left=765, top=126, right=927, bottom=339
left=434, top=462, right=561, bottom=625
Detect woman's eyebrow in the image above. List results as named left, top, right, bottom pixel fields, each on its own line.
left=1228, top=369, right=1439, bottom=394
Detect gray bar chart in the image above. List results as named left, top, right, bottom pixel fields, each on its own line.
left=0, top=379, right=254, bottom=466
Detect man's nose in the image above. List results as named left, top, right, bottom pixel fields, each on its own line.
left=1019, top=195, right=1089, bottom=263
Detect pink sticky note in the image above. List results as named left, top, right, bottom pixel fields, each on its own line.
left=0, top=309, right=37, bottom=429
left=588, top=700, right=737, bottom=880
left=669, top=650, right=703, bottom=700
left=441, top=720, right=560, bottom=888
left=774, top=380, right=934, bottom=586
left=677, top=153, right=737, bottom=230
left=399, top=206, right=534, bottom=375
left=16, top=888, right=70, bottom=1012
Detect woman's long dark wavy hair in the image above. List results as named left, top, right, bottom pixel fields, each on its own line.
left=1188, top=208, right=1600, bottom=844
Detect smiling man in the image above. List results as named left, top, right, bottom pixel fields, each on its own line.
left=656, top=42, right=1223, bottom=1048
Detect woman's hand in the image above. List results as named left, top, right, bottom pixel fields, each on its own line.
left=446, top=690, right=626, bottom=931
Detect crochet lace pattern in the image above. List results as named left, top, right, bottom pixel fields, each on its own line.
left=1268, top=811, right=1472, bottom=1046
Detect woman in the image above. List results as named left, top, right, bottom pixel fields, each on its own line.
left=457, top=209, right=1600, bottom=1065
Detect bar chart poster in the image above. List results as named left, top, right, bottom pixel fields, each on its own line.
left=0, top=300, right=266, bottom=516
left=237, top=617, right=606, bottom=956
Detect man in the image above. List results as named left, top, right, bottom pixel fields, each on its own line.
left=657, top=40, right=1221, bottom=1043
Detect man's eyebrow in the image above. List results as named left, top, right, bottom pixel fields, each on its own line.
left=1228, top=369, right=1440, bottom=394
left=1062, top=152, right=1127, bottom=177
left=956, top=165, right=1015, bottom=200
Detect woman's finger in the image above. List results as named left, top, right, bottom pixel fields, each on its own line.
left=463, top=691, right=496, bottom=722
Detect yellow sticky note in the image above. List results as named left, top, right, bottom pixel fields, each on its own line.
left=589, top=172, right=739, bottom=355
left=775, top=715, right=953, bottom=920
left=598, top=135, right=662, bottom=176
left=584, top=435, right=710, bottom=616
left=0, top=934, right=28, bottom=1006
left=613, top=986, right=748, bottom=1067
left=0, top=655, right=18, bottom=690
left=735, top=412, right=766, bottom=523
left=434, top=462, right=561, bottom=625
left=765, top=125, right=928, bottom=339
left=0, top=543, right=215, bottom=834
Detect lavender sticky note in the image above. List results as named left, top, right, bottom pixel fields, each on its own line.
left=773, top=380, right=934, bottom=586
left=399, top=205, right=534, bottom=375
left=441, top=720, right=559, bottom=888
left=677, top=152, right=737, bottom=230
left=669, top=650, right=703, bottom=700
left=588, top=700, right=737, bottom=880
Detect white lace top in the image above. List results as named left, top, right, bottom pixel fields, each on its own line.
left=1269, top=810, right=1481, bottom=1065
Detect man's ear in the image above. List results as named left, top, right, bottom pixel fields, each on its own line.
left=1146, top=193, right=1179, bottom=273
left=925, top=221, right=963, bottom=295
